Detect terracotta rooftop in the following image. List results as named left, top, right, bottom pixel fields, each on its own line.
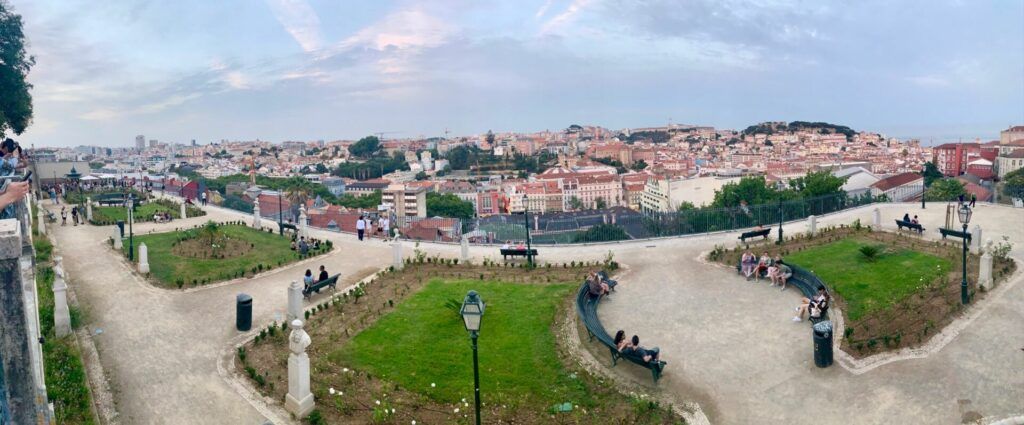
left=870, top=172, right=922, bottom=191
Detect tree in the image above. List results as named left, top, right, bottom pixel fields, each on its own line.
left=677, top=201, right=696, bottom=211
left=711, top=176, right=791, bottom=208
left=200, top=221, right=221, bottom=250
left=414, top=171, right=428, bottom=180
left=573, top=224, right=629, bottom=243
left=924, top=178, right=966, bottom=202
left=0, top=2, right=34, bottom=135
left=921, top=161, right=943, bottom=186
left=348, top=136, right=381, bottom=158
left=631, top=160, right=648, bottom=171
left=594, top=197, right=607, bottom=209
left=485, top=130, right=495, bottom=146
left=337, top=191, right=382, bottom=209
left=286, top=187, right=309, bottom=221
left=788, top=170, right=847, bottom=199
left=1003, top=173, right=1024, bottom=199
left=426, top=192, right=474, bottom=220
left=568, top=196, right=583, bottom=211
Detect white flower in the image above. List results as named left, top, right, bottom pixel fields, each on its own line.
left=464, top=402, right=469, bottom=407
left=329, top=388, right=335, bottom=395
left=431, top=383, right=436, bottom=388
left=375, top=400, right=381, bottom=405
left=412, top=421, right=416, bottom=425
left=462, top=398, right=466, bottom=403
left=454, top=408, right=460, bottom=413
left=343, top=367, right=349, bottom=372
left=338, top=391, right=343, bottom=396
left=391, top=408, right=396, bottom=414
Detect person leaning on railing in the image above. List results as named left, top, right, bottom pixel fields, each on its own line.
left=0, top=180, right=29, bottom=213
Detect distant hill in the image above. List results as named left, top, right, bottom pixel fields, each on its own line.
left=742, top=121, right=856, bottom=140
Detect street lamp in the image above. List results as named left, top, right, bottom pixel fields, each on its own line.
left=460, top=290, right=485, bottom=425
left=521, top=194, right=534, bottom=267
left=127, top=194, right=135, bottom=262
left=776, top=198, right=784, bottom=244
left=957, top=202, right=972, bottom=305
left=278, top=191, right=284, bottom=235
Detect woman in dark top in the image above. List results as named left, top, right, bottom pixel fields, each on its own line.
left=614, top=330, right=629, bottom=352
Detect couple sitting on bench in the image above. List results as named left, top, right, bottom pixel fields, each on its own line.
left=586, top=271, right=617, bottom=299
left=614, top=330, right=664, bottom=365
left=793, top=285, right=830, bottom=323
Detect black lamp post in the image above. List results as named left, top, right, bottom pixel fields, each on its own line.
left=958, top=203, right=972, bottom=305
left=777, top=198, right=784, bottom=244
left=278, top=191, right=284, bottom=235
left=460, top=291, right=485, bottom=425
left=522, top=194, right=533, bottom=267
left=127, top=194, right=135, bottom=261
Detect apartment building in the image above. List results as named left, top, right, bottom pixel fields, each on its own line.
left=382, top=184, right=427, bottom=218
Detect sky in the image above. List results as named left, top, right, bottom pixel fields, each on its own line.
left=8, top=0, right=1024, bottom=148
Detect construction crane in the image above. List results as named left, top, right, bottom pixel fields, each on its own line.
left=373, top=131, right=402, bottom=140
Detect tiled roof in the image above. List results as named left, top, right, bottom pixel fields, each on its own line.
left=870, top=172, right=922, bottom=191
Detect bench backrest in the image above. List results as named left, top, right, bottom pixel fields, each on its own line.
left=575, top=283, right=615, bottom=348
left=500, top=248, right=538, bottom=255
left=895, top=219, right=922, bottom=228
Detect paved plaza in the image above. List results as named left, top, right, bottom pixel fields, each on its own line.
left=44, top=200, right=1024, bottom=424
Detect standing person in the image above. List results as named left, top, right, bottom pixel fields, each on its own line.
left=60, top=207, right=67, bottom=226
left=356, top=215, right=366, bottom=241
left=298, top=237, right=309, bottom=256
left=380, top=214, right=391, bottom=242
left=71, top=206, right=79, bottom=226
left=970, top=194, right=977, bottom=208
left=200, top=191, right=207, bottom=206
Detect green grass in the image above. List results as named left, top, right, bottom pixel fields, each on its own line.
left=92, top=203, right=177, bottom=223
left=335, top=279, right=587, bottom=406
left=123, top=224, right=317, bottom=287
left=786, top=238, right=952, bottom=321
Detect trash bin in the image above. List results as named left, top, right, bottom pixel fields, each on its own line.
left=812, top=321, right=833, bottom=368
left=116, top=220, right=125, bottom=238
left=236, top=293, right=253, bottom=331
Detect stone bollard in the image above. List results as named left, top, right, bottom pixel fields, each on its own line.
left=53, top=257, right=72, bottom=337
left=86, top=197, right=93, bottom=221
left=112, top=226, right=123, bottom=249
left=808, top=215, right=817, bottom=236
left=253, top=199, right=261, bottom=229
left=37, top=209, right=46, bottom=236
left=180, top=202, right=187, bottom=220
left=138, top=243, right=150, bottom=274
left=979, top=239, right=993, bottom=291
left=972, top=225, right=982, bottom=254
left=287, top=281, right=303, bottom=322
left=872, top=208, right=880, bottom=227
left=392, top=241, right=403, bottom=270
left=460, top=235, right=469, bottom=262
left=285, top=319, right=315, bottom=418
left=299, top=206, right=308, bottom=239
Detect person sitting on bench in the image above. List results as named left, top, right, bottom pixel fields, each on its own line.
left=912, top=215, right=923, bottom=233
left=623, top=335, right=661, bottom=363
left=775, top=262, right=793, bottom=291
left=586, top=272, right=610, bottom=298
left=501, top=240, right=511, bottom=250
left=303, top=269, right=314, bottom=291
left=741, top=250, right=757, bottom=280
left=515, top=240, right=526, bottom=250
left=794, top=285, right=829, bottom=322
left=318, top=265, right=329, bottom=282
left=614, top=330, right=629, bottom=352
left=755, top=252, right=772, bottom=281
left=902, top=213, right=911, bottom=222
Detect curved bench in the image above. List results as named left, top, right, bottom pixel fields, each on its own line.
left=736, top=260, right=830, bottom=323
left=575, top=282, right=666, bottom=383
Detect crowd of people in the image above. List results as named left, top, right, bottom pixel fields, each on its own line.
left=354, top=214, right=391, bottom=242
left=499, top=240, right=528, bottom=250
left=59, top=206, right=83, bottom=226
left=290, top=235, right=324, bottom=255
left=739, top=250, right=829, bottom=323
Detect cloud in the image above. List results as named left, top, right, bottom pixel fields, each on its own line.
left=79, top=93, right=201, bottom=121
left=339, top=6, right=455, bottom=51
left=265, top=0, right=324, bottom=53
left=535, top=0, right=554, bottom=18
left=539, top=0, right=593, bottom=36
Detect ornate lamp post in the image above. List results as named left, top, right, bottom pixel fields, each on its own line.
left=777, top=198, right=784, bottom=244
left=460, top=291, right=485, bottom=425
left=127, top=194, right=135, bottom=261
left=278, top=191, right=284, bottom=235
left=958, top=203, right=972, bottom=305
left=522, top=194, right=534, bottom=266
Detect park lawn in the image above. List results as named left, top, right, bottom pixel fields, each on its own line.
left=334, top=279, right=587, bottom=407
left=92, top=202, right=179, bottom=223
left=124, top=224, right=305, bottom=287
left=786, top=238, right=952, bottom=321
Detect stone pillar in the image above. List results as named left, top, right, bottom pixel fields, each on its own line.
left=611, top=213, right=617, bottom=225
left=37, top=209, right=46, bottom=236
left=138, top=243, right=150, bottom=274
left=602, top=214, right=608, bottom=224
left=252, top=198, right=261, bottom=229
left=53, top=257, right=72, bottom=338
left=299, top=206, right=308, bottom=239
left=287, top=281, right=303, bottom=322
left=392, top=241, right=403, bottom=270
left=808, top=215, right=817, bottom=236
left=978, top=239, right=993, bottom=291
left=972, top=225, right=982, bottom=254
left=285, top=319, right=315, bottom=418
left=872, top=208, right=880, bottom=227
left=112, top=226, right=123, bottom=249
left=86, top=197, right=93, bottom=221
left=460, top=235, right=469, bottom=262
left=180, top=202, right=187, bottom=220
left=533, top=215, right=539, bottom=231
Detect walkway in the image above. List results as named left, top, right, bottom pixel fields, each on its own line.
left=46, top=200, right=1024, bottom=424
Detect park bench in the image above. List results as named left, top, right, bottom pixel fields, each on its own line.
left=500, top=248, right=537, bottom=261
left=781, top=262, right=829, bottom=324
left=738, top=227, right=772, bottom=243
left=575, top=282, right=666, bottom=384
left=97, top=199, right=127, bottom=207
left=596, top=270, right=618, bottom=291
left=279, top=222, right=298, bottom=234
left=938, top=228, right=971, bottom=244
left=302, top=274, right=340, bottom=299
left=895, top=219, right=924, bottom=234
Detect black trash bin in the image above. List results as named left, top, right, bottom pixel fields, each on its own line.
left=236, top=293, right=253, bottom=331
left=812, top=321, right=833, bottom=368
left=116, top=220, right=125, bottom=238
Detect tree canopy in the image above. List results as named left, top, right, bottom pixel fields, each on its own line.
left=0, top=2, right=34, bottom=135
left=573, top=224, right=629, bottom=243
left=921, top=161, right=943, bottom=186
left=426, top=192, right=474, bottom=220
left=337, top=191, right=382, bottom=209
left=787, top=170, right=847, bottom=199
left=924, top=178, right=966, bottom=202
left=348, top=136, right=382, bottom=158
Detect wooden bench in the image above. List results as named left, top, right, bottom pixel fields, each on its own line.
left=302, top=274, right=340, bottom=299
left=895, top=219, right=924, bottom=233
left=938, top=228, right=971, bottom=244
left=575, top=282, right=666, bottom=384
left=738, top=227, right=772, bottom=243
left=500, top=248, right=537, bottom=261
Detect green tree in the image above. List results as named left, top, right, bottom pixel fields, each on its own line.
left=568, top=196, right=583, bottom=211
left=594, top=197, right=607, bottom=209
left=922, top=161, right=943, bottom=186
left=348, top=136, right=382, bottom=158
left=426, top=192, right=474, bottom=220
left=631, top=160, right=649, bottom=171
left=788, top=170, right=847, bottom=199
left=711, top=176, right=791, bottom=208
left=924, top=178, right=966, bottom=201
left=573, top=224, right=629, bottom=243
left=337, top=191, right=382, bottom=209
left=414, top=171, right=428, bottom=181
left=0, top=2, right=35, bottom=135
left=677, top=201, right=696, bottom=211
left=485, top=130, right=495, bottom=146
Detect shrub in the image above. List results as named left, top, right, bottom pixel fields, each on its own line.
left=307, top=409, right=325, bottom=425
left=858, top=245, right=880, bottom=262
left=992, top=236, right=1013, bottom=261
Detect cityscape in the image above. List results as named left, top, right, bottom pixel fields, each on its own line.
left=2, top=1, right=1024, bottom=425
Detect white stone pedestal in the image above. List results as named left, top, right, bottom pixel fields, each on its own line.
left=252, top=199, right=261, bottom=229
left=112, top=226, right=123, bottom=249
left=979, top=239, right=993, bottom=290
left=808, top=215, right=817, bottom=236
left=872, top=208, right=880, bottom=227
left=392, top=242, right=403, bottom=270
left=53, top=260, right=72, bottom=337
left=86, top=197, right=93, bottom=221
left=972, top=225, right=982, bottom=254
left=460, top=236, right=469, bottom=262
left=299, top=206, right=308, bottom=239
left=37, top=209, right=46, bottom=236
left=285, top=319, right=314, bottom=418
left=138, top=243, right=150, bottom=274
left=287, top=281, right=303, bottom=321
left=180, top=202, right=187, bottom=220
